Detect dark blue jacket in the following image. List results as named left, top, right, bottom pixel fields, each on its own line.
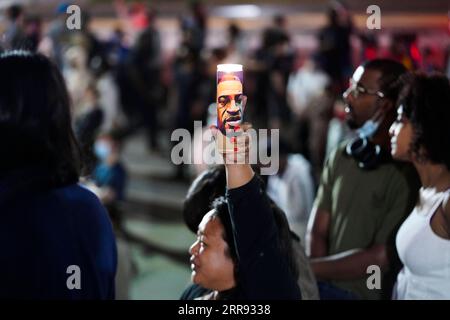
left=0, top=170, right=117, bottom=299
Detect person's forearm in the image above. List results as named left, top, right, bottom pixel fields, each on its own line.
left=305, top=207, right=331, bottom=258
left=226, top=164, right=254, bottom=189
left=308, top=235, right=329, bottom=258
left=310, top=245, right=388, bottom=281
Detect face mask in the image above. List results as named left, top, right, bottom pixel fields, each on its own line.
left=94, top=141, right=111, bottom=161
left=356, top=111, right=384, bottom=139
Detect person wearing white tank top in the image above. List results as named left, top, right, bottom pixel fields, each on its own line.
left=389, top=73, right=450, bottom=299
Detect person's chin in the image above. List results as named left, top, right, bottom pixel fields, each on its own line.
left=346, top=118, right=360, bottom=130
left=191, top=271, right=199, bottom=284
left=391, top=146, right=407, bottom=161
left=192, top=274, right=209, bottom=289
left=390, top=147, right=398, bottom=158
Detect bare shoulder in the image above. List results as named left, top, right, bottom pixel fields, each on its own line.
left=442, top=193, right=450, bottom=231
left=444, top=194, right=450, bottom=216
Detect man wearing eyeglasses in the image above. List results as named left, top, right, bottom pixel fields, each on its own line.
left=343, top=62, right=387, bottom=131
left=306, top=59, right=420, bottom=300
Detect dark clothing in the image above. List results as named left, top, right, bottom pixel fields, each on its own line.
left=93, top=162, right=127, bottom=230
left=318, top=281, right=358, bottom=300
left=180, top=283, right=211, bottom=300
left=74, top=107, right=104, bottom=173
left=74, top=108, right=104, bottom=145
left=93, top=163, right=127, bottom=202
left=180, top=176, right=301, bottom=300
left=180, top=283, right=240, bottom=300
left=226, top=175, right=302, bottom=300
left=122, top=26, right=162, bottom=149
left=317, top=22, right=353, bottom=93
left=4, top=23, right=28, bottom=51
left=0, top=171, right=117, bottom=299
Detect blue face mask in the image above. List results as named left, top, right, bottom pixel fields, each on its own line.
left=94, top=141, right=111, bottom=161
left=356, top=113, right=384, bottom=139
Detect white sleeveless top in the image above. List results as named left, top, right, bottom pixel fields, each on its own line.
left=394, top=188, right=450, bottom=299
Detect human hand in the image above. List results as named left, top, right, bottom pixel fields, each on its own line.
left=210, top=122, right=252, bottom=165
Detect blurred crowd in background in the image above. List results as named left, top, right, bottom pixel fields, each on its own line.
left=1, top=1, right=448, bottom=179
left=0, top=0, right=449, bottom=300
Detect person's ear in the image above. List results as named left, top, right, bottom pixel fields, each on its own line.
left=378, top=98, right=394, bottom=115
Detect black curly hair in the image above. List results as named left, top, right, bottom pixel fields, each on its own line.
left=397, top=72, right=450, bottom=170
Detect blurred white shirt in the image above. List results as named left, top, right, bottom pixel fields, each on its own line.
left=287, top=62, right=330, bottom=117
left=267, top=154, right=315, bottom=242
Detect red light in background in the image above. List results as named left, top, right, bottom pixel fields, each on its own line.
left=410, top=44, right=422, bottom=63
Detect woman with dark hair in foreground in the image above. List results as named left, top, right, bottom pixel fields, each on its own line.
left=390, top=73, right=450, bottom=299
left=0, top=51, right=117, bottom=299
left=183, top=125, right=301, bottom=300
left=183, top=194, right=302, bottom=300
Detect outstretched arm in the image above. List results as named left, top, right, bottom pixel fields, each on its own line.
left=218, top=127, right=301, bottom=299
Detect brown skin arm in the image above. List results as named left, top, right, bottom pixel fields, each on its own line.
left=226, top=164, right=254, bottom=189
left=442, top=196, right=450, bottom=238
left=213, top=123, right=254, bottom=189
left=306, top=207, right=331, bottom=258
left=307, top=207, right=390, bottom=280
left=311, top=244, right=389, bottom=281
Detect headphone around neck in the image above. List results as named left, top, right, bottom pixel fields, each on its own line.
left=345, top=136, right=387, bottom=170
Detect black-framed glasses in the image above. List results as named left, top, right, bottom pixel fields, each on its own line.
left=344, top=82, right=385, bottom=99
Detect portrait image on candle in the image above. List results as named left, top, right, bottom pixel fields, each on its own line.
left=216, top=64, right=244, bottom=136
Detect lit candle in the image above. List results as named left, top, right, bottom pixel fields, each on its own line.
left=216, top=64, right=245, bottom=158
left=216, top=64, right=244, bottom=135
